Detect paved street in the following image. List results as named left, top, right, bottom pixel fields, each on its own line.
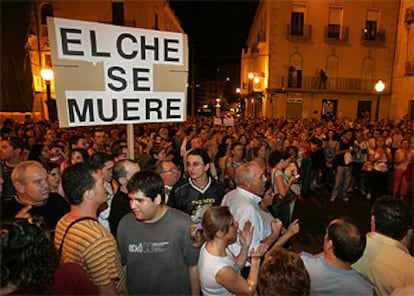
left=290, top=186, right=414, bottom=254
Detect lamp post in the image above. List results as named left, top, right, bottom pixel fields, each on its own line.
left=248, top=72, right=254, bottom=93
left=374, top=79, right=385, bottom=121
left=215, top=98, right=221, bottom=117
left=40, top=68, right=54, bottom=121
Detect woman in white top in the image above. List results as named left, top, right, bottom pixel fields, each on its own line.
left=190, top=206, right=264, bottom=296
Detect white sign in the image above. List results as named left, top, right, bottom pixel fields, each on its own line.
left=48, top=17, right=188, bottom=127
left=287, top=93, right=303, bottom=104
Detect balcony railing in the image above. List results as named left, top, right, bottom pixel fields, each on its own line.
left=324, top=25, right=349, bottom=42
left=286, top=24, right=312, bottom=41
left=361, top=28, right=386, bottom=46
left=282, top=75, right=378, bottom=92
left=405, top=61, right=414, bottom=76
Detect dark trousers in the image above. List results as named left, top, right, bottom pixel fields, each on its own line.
left=369, top=169, right=388, bottom=205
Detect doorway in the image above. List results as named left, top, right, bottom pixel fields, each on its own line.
left=321, top=99, right=337, bottom=120
left=357, top=101, right=372, bottom=120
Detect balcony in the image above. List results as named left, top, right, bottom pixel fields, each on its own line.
left=286, top=24, right=312, bottom=41
left=324, top=25, right=349, bottom=43
left=282, top=75, right=377, bottom=93
left=361, top=28, right=386, bottom=46
left=405, top=61, right=414, bottom=76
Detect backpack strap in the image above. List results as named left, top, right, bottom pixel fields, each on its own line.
left=58, top=217, right=97, bottom=261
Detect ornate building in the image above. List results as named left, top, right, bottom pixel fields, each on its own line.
left=241, top=0, right=414, bottom=120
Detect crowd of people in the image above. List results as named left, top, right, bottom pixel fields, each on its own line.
left=0, top=113, right=413, bottom=295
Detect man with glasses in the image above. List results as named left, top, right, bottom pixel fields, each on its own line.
left=168, top=148, right=225, bottom=223
left=155, top=160, right=181, bottom=203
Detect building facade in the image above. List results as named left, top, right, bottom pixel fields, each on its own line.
left=241, top=0, right=413, bottom=120
left=26, top=0, right=184, bottom=121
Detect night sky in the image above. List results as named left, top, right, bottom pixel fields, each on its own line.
left=169, top=0, right=259, bottom=81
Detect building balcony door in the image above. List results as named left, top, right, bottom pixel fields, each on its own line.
left=291, top=12, right=304, bottom=36
left=357, top=100, right=372, bottom=120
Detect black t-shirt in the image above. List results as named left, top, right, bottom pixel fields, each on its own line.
left=334, top=139, right=351, bottom=167
left=1, top=160, right=16, bottom=200
left=168, top=177, right=225, bottom=223
left=1, top=193, right=70, bottom=232
left=108, top=189, right=130, bottom=238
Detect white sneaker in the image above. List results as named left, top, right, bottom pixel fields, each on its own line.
left=329, top=197, right=336, bottom=202
left=343, top=197, right=350, bottom=202
left=366, top=193, right=371, bottom=200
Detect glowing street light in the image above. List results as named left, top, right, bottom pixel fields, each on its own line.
left=40, top=68, right=57, bottom=121
left=374, top=79, right=385, bottom=121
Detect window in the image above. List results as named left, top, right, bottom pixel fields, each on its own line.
left=291, top=5, right=305, bottom=36
left=328, top=7, right=343, bottom=38
left=365, top=9, right=379, bottom=40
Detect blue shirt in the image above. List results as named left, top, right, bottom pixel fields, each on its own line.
left=301, top=252, right=374, bottom=296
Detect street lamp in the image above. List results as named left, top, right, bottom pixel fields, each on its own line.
left=374, top=79, right=385, bottom=121
left=215, top=98, right=221, bottom=116
left=40, top=68, right=55, bottom=121
left=247, top=72, right=254, bottom=93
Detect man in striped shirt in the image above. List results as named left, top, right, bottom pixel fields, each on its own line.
left=55, top=162, right=126, bottom=295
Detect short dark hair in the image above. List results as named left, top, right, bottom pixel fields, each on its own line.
left=44, top=161, right=59, bottom=173
left=327, top=219, right=366, bottom=264
left=127, top=169, right=165, bottom=203
left=372, top=196, right=411, bottom=240
left=231, top=141, right=243, bottom=150
left=69, top=135, right=84, bottom=147
left=0, top=217, right=55, bottom=293
left=88, top=152, right=114, bottom=168
left=187, top=148, right=210, bottom=165
left=70, top=148, right=89, bottom=162
left=62, top=162, right=100, bottom=205
left=258, top=247, right=310, bottom=296
left=27, top=144, right=46, bottom=163
left=110, top=139, right=127, bottom=157
left=268, top=150, right=291, bottom=168
left=3, top=136, right=25, bottom=151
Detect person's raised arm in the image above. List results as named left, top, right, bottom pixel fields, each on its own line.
left=273, top=218, right=300, bottom=248
left=260, top=218, right=283, bottom=250
left=234, top=220, right=253, bottom=269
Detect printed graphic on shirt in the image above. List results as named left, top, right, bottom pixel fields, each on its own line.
left=191, top=198, right=216, bottom=223
left=128, top=242, right=169, bottom=253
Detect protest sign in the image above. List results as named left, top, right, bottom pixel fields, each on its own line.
left=47, top=17, right=188, bottom=127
